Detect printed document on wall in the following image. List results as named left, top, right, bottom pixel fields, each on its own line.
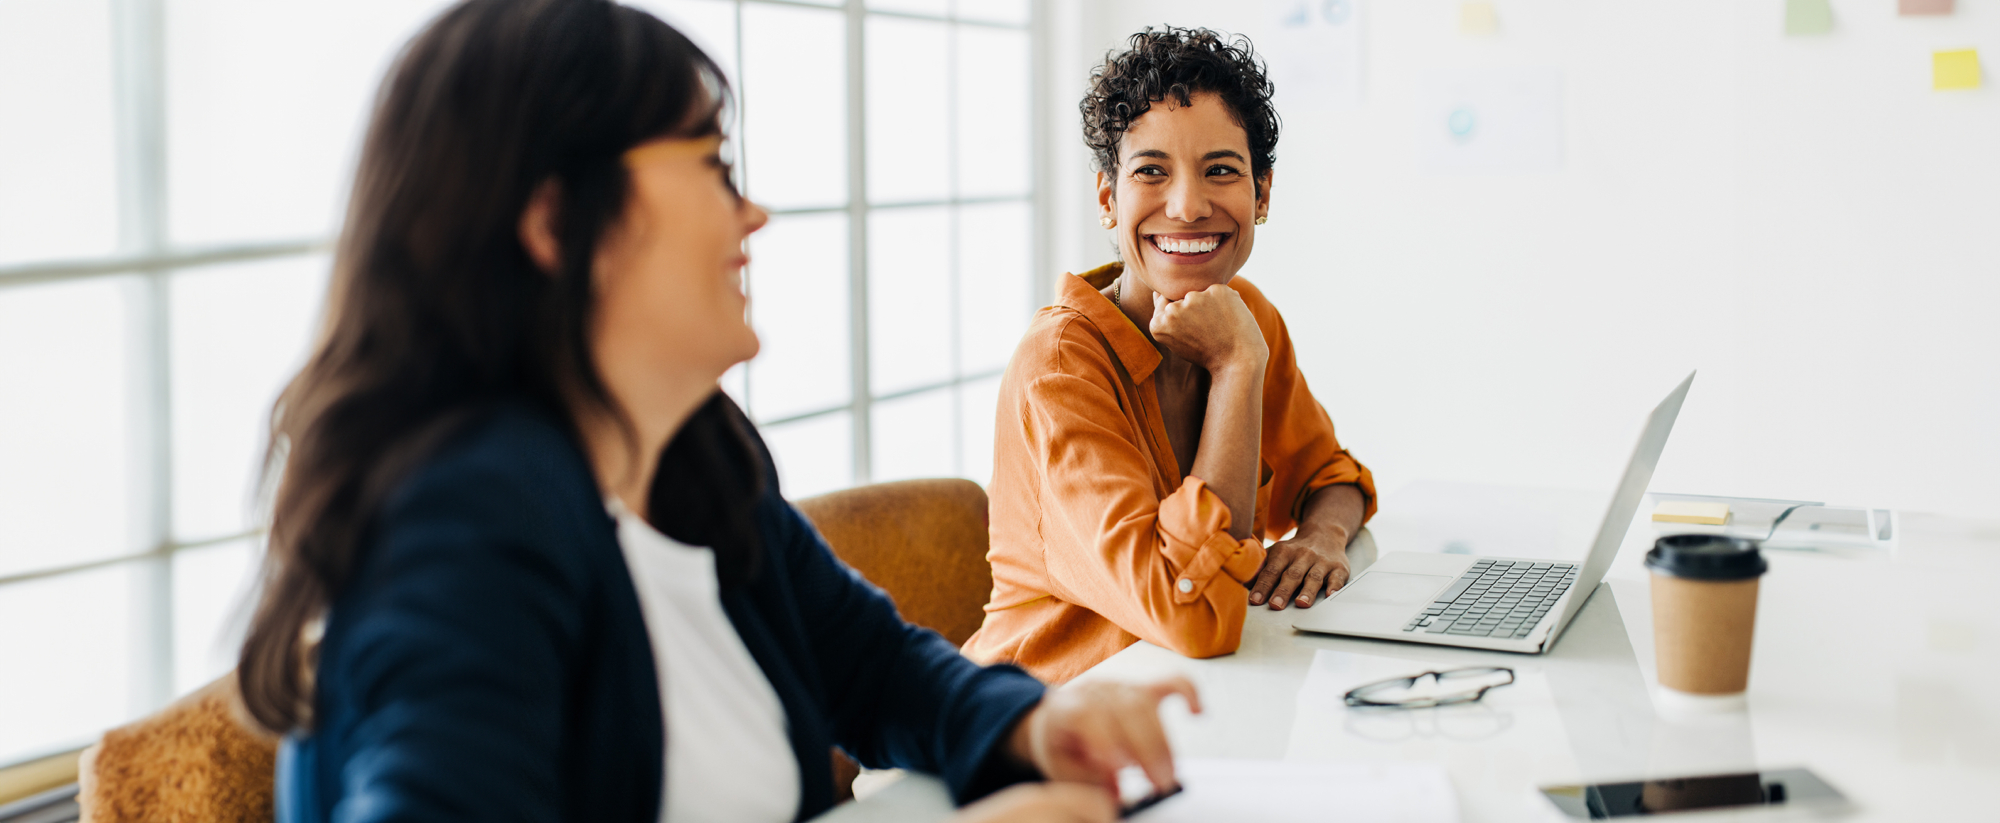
left=1263, top=0, right=1365, bottom=110
left=1418, top=67, right=1565, bottom=174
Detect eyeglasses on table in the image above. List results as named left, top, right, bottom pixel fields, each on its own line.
left=1342, top=666, right=1516, bottom=709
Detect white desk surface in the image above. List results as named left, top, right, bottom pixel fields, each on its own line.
left=817, top=499, right=2000, bottom=822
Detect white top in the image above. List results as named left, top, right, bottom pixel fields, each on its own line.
left=608, top=498, right=799, bottom=823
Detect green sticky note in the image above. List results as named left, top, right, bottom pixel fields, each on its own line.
left=1785, top=0, right=1833, bottom=35
left=1934, top=49, right=1981, bottom=90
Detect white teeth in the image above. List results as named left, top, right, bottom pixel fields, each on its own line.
left=1153, top=235, right=1221, bottom=254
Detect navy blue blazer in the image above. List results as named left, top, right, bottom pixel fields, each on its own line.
left=277, top=400, right=1046, bottom=823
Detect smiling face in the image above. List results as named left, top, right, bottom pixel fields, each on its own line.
left=1098, top=91, right=1272, bottom=301
left=591, top=134, right=768, bottom=386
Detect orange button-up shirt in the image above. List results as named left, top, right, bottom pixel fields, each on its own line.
left=963, top=263, right=1376, bottom=684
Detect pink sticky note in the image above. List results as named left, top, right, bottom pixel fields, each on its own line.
left=1899, top=0, right=1954, bottom=15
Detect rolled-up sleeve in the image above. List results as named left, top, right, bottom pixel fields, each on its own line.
left=1021, top=362, right=1265, bottom=660
left=1156, top=478, right=1266, bottom=600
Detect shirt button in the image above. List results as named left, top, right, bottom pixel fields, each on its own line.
left=1177, top=578, right=1194, bottom=593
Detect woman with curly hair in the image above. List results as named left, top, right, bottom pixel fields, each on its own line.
left=963, top=27, right=1376, bottom=684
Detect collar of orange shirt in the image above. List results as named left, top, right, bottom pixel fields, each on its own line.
left=1061, top=262, right=1165, bottom=384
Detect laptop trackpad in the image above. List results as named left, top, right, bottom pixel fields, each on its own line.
left=1315, top=572, right=1456, bottom=632
left=1343, top=572, right=1455, bottom=606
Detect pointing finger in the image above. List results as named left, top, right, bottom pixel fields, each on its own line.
left=1113, top=696, right=1178, bottom=795
left=1146, top=675, right=1202, bottom=715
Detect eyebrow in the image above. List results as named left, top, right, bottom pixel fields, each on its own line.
left=1127, top=149, right=1248, bottom=163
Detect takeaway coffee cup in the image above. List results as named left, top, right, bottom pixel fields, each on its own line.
left=1645, top=534, right=1768, bottom=710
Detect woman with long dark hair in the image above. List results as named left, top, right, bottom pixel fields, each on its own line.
left=237, top=2, right=1190, bottom=820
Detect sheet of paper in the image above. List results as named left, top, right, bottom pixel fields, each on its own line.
left=1284, top=648, right=1591, bottom=776
left=1262, top=0, right=1365, bottom=111
left=1129, top=758, right=1457, bottom=822
left=1933, top=49, right=1981, bottom=90
left=1784, top=0, right=1834, bottom=35
left=1459, top=2, right=1499, bottom=35
left=1899, top=0, right=1954, bottom=15
left=1417, top=67, right=1564, bottom=174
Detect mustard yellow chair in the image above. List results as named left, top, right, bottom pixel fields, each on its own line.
left=793, top=477, right=994, bottom=648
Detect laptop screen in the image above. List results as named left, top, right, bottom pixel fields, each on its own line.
left=1545, top=372, right=1694, bottom=641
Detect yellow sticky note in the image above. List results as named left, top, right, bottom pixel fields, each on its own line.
left=1460, top=2, right=1499, bottom=35
left=1652, top=500, right=1731, bottom=526
left=1934, top=49, right=1981, bottom=90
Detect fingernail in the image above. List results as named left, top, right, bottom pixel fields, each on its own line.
left=1248, top=592, right=1263, bottom=604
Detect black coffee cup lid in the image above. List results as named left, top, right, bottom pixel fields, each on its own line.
left=1645, top=534, right=1767, bottom=580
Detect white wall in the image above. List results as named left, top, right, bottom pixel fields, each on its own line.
left=1041, top=0, right=1999, bottom=519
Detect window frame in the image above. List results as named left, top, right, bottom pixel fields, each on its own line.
left=727, top=0, right=1048, bottom=489
left=0, top=0, right=1050, bottom=764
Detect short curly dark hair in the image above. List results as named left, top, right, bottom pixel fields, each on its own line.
left=1082, top=27, right=1279, bottom=195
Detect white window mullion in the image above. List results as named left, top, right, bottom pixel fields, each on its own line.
left=845, top=0, right=873, bottom=484
left=1028, top=0, right=1053, bottom=316
left=110, top=0, right=176, bottom=714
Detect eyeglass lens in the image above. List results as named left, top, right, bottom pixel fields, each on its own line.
left=1357, top=667, right=1512, bottom=705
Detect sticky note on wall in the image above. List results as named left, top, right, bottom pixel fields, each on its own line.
left=1785, top=0, right=1833, bottom=36
left=1934, top=49, right=1981, bottom=90
left=1460, top=2, right=1499, bottom=35
left=1899, top=0, right=1954, bottom=15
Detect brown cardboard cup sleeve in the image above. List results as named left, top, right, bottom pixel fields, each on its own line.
left=1645, top=535, right=1768, bottom=702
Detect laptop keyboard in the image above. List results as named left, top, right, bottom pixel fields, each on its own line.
left=1401, top=559, right=1578, bottom=639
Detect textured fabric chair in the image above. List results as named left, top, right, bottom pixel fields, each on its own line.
left=76, top=676, right=276, bottom=823
left=793, top=478, right=994, bottom=648
left=793, top=477, right=998, bottom=801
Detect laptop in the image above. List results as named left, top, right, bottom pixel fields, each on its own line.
left=1292, top=372, right=1693, bottom=654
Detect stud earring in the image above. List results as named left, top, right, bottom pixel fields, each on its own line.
left=1254, top=215, right=1268, bottom=225
left=1100, top=215, right=1116, bottom=229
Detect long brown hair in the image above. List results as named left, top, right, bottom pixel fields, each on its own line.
left=237, top=0, right=760, bottom=735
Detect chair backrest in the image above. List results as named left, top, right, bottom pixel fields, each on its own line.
left=792, top=478, right=993, bottom=648
left=78, top=675, right=276, bottom=823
